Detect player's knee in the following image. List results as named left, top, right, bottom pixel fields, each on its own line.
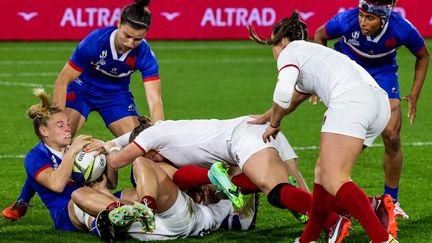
left=267, top=183, right=288, bottom=209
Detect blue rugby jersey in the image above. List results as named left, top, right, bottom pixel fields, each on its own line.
left=325, top=8, right=425, bottom=69
left=24, top=142, right=81, bottom=229
left=69, top=26, right=159, bottom=95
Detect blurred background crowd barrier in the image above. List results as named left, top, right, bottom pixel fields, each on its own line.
left=2, top=0, right=431, bottom=40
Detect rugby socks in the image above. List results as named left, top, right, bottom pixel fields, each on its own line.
left=173, top=165, right=210, bottom=190
left=334, top=182, right=388, bottom=242
left=280, top=183, right=312, bottom=215
left=300, top=183, right=332, bottom=242
left=231, top=173, right=260, bottom=194
left=18, top=178, right=36, bottom=203
left=105, top=201, right=124, bottom=211
left=384, top=184, right=399, bottom=203
left=141, top=195, right=157, bottom=212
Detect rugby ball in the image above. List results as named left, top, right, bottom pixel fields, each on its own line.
left=72, top=150, right=106, bottom=183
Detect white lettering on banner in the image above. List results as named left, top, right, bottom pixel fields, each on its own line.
left=200, top=8, right=276, bottom=27
left=430, top=17, right=432, bottom=25
left=60, top=8, right=122, bottom=27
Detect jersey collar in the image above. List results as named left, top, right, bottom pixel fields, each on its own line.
left=366, top=21, right=389, bottom=43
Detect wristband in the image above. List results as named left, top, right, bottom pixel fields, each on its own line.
left=109, top=147, right=121, bottom=153
left=270, top=123, right=279, bottom=129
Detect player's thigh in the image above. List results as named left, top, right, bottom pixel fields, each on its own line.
left=241, top=148, right=289, bottom=195
left=318, top=132, right=364, bottom=194
left=108, top=116, right=139, bottom=137
left=381, top=98, right=402, bottom=139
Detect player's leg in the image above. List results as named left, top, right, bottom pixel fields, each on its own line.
left=65, top=108, right=87, bottom=135
left=308, top=132, right=389, bottom=242
left=108, top=116, right=139, bottom=137
left=2, top=178, right=34, bottom=221
left=381, top=99, right=407, bottom=218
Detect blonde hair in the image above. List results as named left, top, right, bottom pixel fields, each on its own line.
left=248, top=11, right=308, bottom=46
left=27, top=87, right=62, bottom=139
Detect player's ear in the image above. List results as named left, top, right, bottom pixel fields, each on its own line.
left=39, top=126, right=48, bottom=137
left=281, top=37, right=289, bottom=48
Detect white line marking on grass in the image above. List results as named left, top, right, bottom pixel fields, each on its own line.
left=0, top=72, right=58, bottom=77
left=0, top=81, right=53, bottom=88
left=0, top=44, right=256, bottom=52
left=0, top=58, right=271, bottom=65
left=1, top=141, right=431, bottom=159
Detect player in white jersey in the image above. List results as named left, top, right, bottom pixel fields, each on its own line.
left=247, top=11, right=397, bottom=243
left=102, top=115, right=353, bottom=239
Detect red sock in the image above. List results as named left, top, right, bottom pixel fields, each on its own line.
left=280, top=183, right=312, bottom=215
left=172, top=165, right=211, bottom=190
left=323, top=192, right=347, bottom=229
left=141, top=195, right=157, bottom=212
left=300, top=183, right=331, bottom=242
left=105, top=201, right=124, bottom=211
left=231, top=173, right=260, bottom=194
left=335, top=182, right=388, bottom=242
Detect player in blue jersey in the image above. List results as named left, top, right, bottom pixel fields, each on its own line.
left=3, top=0, right=165, bottom=221
left=314, top=0, right=430, bottom=219
left=19, top=87, right=153, bottom=233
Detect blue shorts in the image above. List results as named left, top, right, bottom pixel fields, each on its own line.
left=66, top=81, right=140, bottom=126
left=53, top=205, right=80, bottom=232
left=364, top=65, right=400, bottom=99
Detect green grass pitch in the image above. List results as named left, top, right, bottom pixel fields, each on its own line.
left=0, top=39, right=431, bottom=242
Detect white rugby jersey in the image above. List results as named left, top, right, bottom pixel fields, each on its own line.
left=127, top=192, right=232, bottom=241
left=133, top=116, right=248, bottom=168
left=277, top=41, right=381, bottom=106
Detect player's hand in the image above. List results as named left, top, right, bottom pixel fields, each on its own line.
left=262, top=125, right=280, bottom=143
left=83, top=139, right=105, bottom=154
left=69, top=135, right=92, bottom=154
left=402, top=95, right=417, bottom=125
left=248, top=114, right=269, bottom=125
left=309, top=95, right=319, bottom=105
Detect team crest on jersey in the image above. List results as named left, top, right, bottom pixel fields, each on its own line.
left=99, top=50, right=108, bottom=58
left=348, top=31, right=360, bottom=46
left=385, top=37, right=397, bottom=49
left=126, top=56, right=137, bottom=70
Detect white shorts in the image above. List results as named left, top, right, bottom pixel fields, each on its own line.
left=128, top=190, right=231, bottom=241
left=321, top=84, right=390, bottom=146
left=229, top=118, right=297, bottom=169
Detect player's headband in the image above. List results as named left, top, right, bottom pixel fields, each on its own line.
left=359, top=0, right=393, bottom=26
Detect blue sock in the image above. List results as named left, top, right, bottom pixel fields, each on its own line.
left=384, top=184, right=399, bottom=203
left=17, top=178, right=36, bottom=203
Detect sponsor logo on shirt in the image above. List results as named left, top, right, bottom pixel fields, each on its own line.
left=51, top=155, right=59, bottom=170
left=348, top=31, right=360, bottom=46
left=100, top=50, right=108, bottom=58
left=128, top=104, right=136, bottom=112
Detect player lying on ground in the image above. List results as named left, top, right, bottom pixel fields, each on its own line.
left=101, top=115, right=353, bottom=242
left=88, top=157, right=259, bottom=241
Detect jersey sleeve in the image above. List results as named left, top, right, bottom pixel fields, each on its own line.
left=324, top=12, right=347, bottom=39
left=69, top=29, right=100, bottom=72
left=137, top=42, right=160, bottom=82
left=401, top=21, right=426, bottom=55
left=132, top=124, right=161, bottom=153
left=24, top=151, right=52, bottom=180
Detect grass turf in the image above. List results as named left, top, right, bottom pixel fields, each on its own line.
left=0, top=39, right=431, bottom=242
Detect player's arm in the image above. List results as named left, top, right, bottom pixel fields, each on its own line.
left=36, top=135, right=91, bottom=193
left=53, top=62, right=82, bottom=110
left=404, top=46, right=430, bottom=124
left=144, top=79, right=164, bottom=122
left=107, top=142, right=145, bottom=169
left=314, top=24, right=330, bottom=46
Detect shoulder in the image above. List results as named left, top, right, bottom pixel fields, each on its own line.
left=24, top=144, right=49, bottom=167
left=388, top=12, right=422, bottom=40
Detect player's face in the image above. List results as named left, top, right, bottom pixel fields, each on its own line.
left=358, top=10, right=381, bottom=36
left=115, top=24, right=148, bottom=53
left=40, top=112, right=72, bottom=149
